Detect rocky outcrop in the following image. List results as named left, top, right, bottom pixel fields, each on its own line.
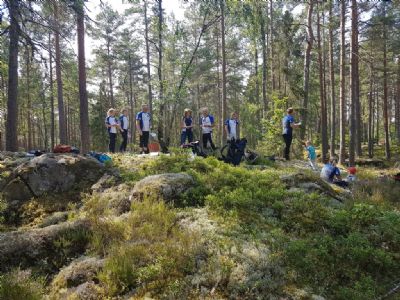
left=280, top=172, right=348, bottom=202
left=0, top=154, right=106, bottom=224
left=1, top=154, right=105, bottom=203
left=130, top=173, right=194, bottom=204
left=0, top=219, right=90, bottom=272
left=50, top=256, right=104, bottom=293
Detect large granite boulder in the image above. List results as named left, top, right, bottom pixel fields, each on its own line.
left=1, top=153, right=105, bottom=204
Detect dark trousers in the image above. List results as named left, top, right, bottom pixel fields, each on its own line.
left=202, top=133, right=216, bottom=150
left=120, top=129, right=128, bottom=152
left=181, top=130, right=193, bottom=145
left=109, top=132, right=116, bottom=153
left=139, top=131, right=150, bottom=153
left=282, top=133, right=293, bottom=160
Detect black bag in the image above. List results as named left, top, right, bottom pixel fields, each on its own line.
left=221, top=138, right=247, bottom=166
left=182, top=141, right=207, bottom=157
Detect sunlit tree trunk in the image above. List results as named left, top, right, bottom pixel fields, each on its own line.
left=259, top=9, right=268, bottom=116
left=5, top=0, right=20, bottom=151
left=339, top=0, right=346, bottom=165
left=300, top=0, right=314, bottom=140
left=54, top=0, right=67, bottom=145
left=317, top=6, right=328, bottom=161
left=382, top=5, right=390, bottom=159
left=143, top=0, right=153, bottom=116
left=76, top=1, right=90, bottom=153
left=220, top=0, right=227, bottom=142
left=328, top=0, right=336, bottom=157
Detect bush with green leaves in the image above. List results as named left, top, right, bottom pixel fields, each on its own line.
left=0, top=269, right=45, bottom=300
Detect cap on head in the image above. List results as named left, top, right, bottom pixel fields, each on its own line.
left=107, top=108, right=115, bottom=115
left=287, top=107, right=294, bottom=114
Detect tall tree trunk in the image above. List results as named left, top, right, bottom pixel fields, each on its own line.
left=300, top=0, right=314, bottom=140
left=106, top=39, right=115, bottom=107
left=368, top=64, right=374, bottom=158
left=396, top=55, right=400, bottom=143
left=220, top=0, right=227, bottom=142
left=49, top=33, right=55, bottom=149
left=259, top=9, right=268, bottom=116
left=128, top=54, right=136, bottom=145
left=157, top=0, right=165, bottom=142
left=26, top=47, right=33, bottom=150
left=54, top=0, right=67, bottom=144
left=5, top=0, right=20, bottom=151
left=382, top=7, right=390, bottom=159
left=143, top=0, right=153, bottom=116
left=216, top=27, right=222, bottom=147
left=349, top=0, right=359, bottom=166
left=352, top=0, right=362, bottom=157
left=338, top=0, right=346, bottom=165
left=269, top=0, right=275, bottom=91
left=328, top=0, right=336, bottom=157
left=76, top=1, right=90, bottom=153
left=317, top=6, right=328, bottom=161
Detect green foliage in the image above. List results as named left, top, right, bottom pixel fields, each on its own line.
left=0, top=269, right=45, bottom=300
left=97, top=199, right=201, bottom=297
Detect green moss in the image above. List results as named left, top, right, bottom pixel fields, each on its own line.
left=0, top=269, right=45, bottom=300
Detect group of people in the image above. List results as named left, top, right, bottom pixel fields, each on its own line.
left=105, top=105, right=240, bottom=154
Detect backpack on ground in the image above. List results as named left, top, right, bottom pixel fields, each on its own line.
left=53, top=144, right=72, bottom=153
left=182, top=141, right=207, bottom=157
left=220, top=138, right=247, bottom=166
left=89, top=151, right=112, bottom=163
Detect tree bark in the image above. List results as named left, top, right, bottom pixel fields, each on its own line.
left=368, top=64, right=374, bottom=158
left=48, top=33, right=55, bottom=149
left=220, top=0, right=227, bottom=142
left=269, top=0, right=275, bottom=91
left=396, top=56, right=400, bottom=143
left=300, top=0, right=314, bottom=140
left=328, top=0, right=336, bottom=157
left=76, top=1, right=90, bottom=154
left=156, top=0, right=165, bottom=142
left=338, top=0, right=346, bottom=165
left=349, top=0, right=359, bottom=166
left=317, top=6, right=328, bottom=161
left=25, top=47, right=33, bottom=150
left=382, top=6, right=390, bottom=160
left=259, top=8, right=268, bottom=116
left=5, top=0, right=20, bottom=151
left=106, top=38, right=115, bottom=108
left=144, top=0, right=153, bottom=116
left=54, top=0, right=67, bottom=145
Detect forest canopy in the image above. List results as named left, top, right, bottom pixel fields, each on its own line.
left=0, top=0, right=399, bottom=162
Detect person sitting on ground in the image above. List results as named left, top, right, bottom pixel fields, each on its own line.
left=282, top=107, right=301, bottom=161
left=180, top=108, right=194, bottom=146
left=200, top=107, right=216, bottom=150
left=136, top=104, right=151, bottom=154
left=105, top=108, right=122, bottom=153
left=224, top=112, right=240, bottom=142
left=320, top=158, right=348, bottom=188
left=346, top=167, right=357, bottom=183
left=305, top=140, right=317, bottom=171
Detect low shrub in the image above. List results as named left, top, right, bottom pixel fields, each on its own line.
left=0, top=269, right=45, bottom=300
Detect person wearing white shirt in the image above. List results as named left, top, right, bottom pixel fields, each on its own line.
left=105, top=108, right=122, bottom=153
left=224, top=112, right=240, bottom=142
left=200, top=107, right=216, bottom=150
left=136, top=104, right=151, bottom=154
left=119, top=109, right=129, bottom=152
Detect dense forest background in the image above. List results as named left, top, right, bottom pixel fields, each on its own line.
left=0, top=0, right=399, bottom=164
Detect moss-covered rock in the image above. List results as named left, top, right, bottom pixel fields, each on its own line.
left=50, top=256, right=104, bottom=292
left=131, top=173, right=195, bottom=204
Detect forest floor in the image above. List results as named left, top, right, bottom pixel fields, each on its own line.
left=0, top=149, right=399, bottom=300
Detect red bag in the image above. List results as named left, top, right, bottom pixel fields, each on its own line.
left=53, top=144, right=72, bottom=153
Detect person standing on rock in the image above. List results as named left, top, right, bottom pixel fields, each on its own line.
left=136, top=104, right=151, bottom=154
left=105, top=108, right=121, bottom=153
left=119, top=109, right=129, bottom=152
left=200, top=107, right=216, bottom=150
left=282, top=107, right=301, bottom=160
left=180, top=108, right=194, bottom=146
